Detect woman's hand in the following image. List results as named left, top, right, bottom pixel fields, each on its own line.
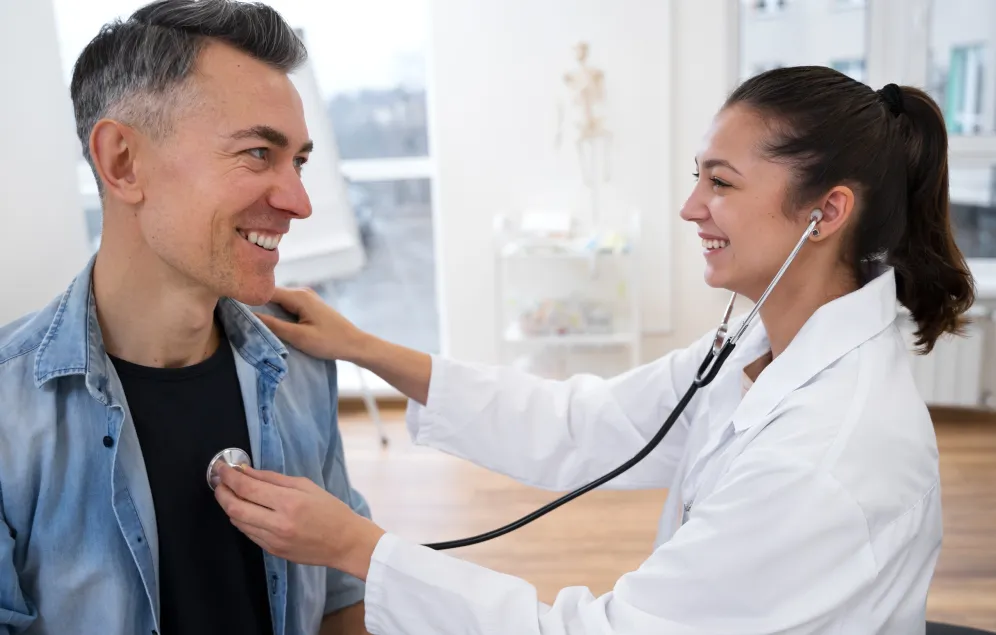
left=260, top=287, right=433, bottom=406
left=257, top=287, right=367, bottom=363
left=213, top=463, right=385, bottom=580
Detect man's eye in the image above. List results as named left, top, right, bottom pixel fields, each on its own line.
left=247, top=148, right=268, bottom=160
left=294, top=156, right=308, bottom=169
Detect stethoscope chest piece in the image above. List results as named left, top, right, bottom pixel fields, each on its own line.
left=206, top=447, right=252, bottom=491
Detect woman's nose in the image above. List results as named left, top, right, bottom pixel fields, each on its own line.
left=679, top=190, right=709, bottom=223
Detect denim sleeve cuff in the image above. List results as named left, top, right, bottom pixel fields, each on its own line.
left=324, top=581, right=366, bottom=616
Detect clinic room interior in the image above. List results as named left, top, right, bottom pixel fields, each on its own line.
left=3, top=0, right=996, bottom=632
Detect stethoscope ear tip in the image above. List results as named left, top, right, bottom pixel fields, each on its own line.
left=810, top=209, right=824, bottom=223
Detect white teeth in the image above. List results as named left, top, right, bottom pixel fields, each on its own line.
left=701, top=238, right=730, bottom=250
left=241, top=231, right=282, bottom=251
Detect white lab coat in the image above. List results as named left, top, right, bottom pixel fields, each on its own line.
left=362, top=266, right=942, bottom=635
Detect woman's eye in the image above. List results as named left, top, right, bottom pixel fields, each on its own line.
left=692, top=172, right=729, bottom=188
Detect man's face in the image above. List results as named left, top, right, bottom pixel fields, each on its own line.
left=132, top=41, right=313, bottom=306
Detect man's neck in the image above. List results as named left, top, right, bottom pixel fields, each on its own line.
left=92, top=239, right=222, bottom=369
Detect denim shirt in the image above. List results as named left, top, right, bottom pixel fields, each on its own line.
left=0, top=256, right=370, bottom=635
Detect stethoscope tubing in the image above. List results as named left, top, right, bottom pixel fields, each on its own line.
left=422, top=211, right=821, bottom=551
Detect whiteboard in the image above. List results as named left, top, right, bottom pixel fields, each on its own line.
left=277, top=33, right=366, bottom=286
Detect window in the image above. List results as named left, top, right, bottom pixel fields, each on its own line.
left=323, top=179, right=439, bottom=353
left=924, top=0, right=994, bottom=135
left=751, top=62, right=784, bottom=76
left=740, top=0, right=996, bottom=288
left=831, top=58, right=867, bottom=83
left=53, top=0, right=440, bottom=358
left=950, top=165, right=996, bottom=259
left=916, top=0, right=996, bottom=279
left=937, top=44, right=987, bottom=135
left=924, top=1, right=995, bottom=137
left=739, top=0, right=867, bottom=81
left=750, top=0, right=788, bottom=16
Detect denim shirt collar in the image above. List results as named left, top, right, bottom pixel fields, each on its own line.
left=32, top=254, right=289, bottom=394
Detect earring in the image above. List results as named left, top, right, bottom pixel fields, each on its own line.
left=811, top=227, right=820, bottom=238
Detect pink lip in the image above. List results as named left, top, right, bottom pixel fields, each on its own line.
left=698, top=232, right=729, bottom=241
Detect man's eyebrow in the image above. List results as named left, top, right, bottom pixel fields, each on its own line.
left=229, top=125, right=313, bottom=153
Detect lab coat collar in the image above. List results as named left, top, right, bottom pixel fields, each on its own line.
left=730, top=265, right=899, bottom=432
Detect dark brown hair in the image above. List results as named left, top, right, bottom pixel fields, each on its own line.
left=725, top=66, right=975, bottom=354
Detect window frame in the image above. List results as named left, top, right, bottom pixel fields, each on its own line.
left=339, top=157, right=435, bottom=183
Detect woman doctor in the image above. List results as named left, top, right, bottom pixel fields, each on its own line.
left=213, top=66, right=976, bottom=634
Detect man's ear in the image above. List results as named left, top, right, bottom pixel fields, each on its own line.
left=89, top=119, right=144, bottom=205
left=810, top=185, right=855, bottom=242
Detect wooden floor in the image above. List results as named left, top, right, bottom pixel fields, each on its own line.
left=338, top=402, right=996, bottom=630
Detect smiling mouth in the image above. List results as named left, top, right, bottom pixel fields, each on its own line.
left=702, top=238, right=730, bottom=251
left=237, top=229, right=282, bottom=251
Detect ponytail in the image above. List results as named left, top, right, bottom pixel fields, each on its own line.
left=886, top=85, right=976, bottom=354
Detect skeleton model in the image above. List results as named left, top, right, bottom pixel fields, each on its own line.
left=556, top=41, right=613, bottom=227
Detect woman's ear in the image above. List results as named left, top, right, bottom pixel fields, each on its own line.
left=810, top=185, right=855, bottom=241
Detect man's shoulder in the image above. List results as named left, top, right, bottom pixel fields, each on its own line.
left=244, top=300, right=339, bottom=380
left=0, top=295, right=62, bottom=371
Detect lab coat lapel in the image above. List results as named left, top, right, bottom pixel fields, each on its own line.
left=666, top=324, right=771, bottom=534
left=687, top=267, right=900, bottom=513
left=731, top=266, right=899, bottom=433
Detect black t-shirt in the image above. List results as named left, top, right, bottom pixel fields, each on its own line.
left=110, top=329, right=274, bottom=635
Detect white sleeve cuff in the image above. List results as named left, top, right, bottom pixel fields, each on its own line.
left=362, top=531, right=547, bottom=635
left=404, top=353, right=452, bottom=444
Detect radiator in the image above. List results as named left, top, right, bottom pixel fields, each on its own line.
left=896, top=310, right=989, bottom=408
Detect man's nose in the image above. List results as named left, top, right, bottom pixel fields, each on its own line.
left=268, top=167, right=313, bottom=220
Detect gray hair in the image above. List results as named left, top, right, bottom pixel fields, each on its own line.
left=70, top=0, right=307, bottom=188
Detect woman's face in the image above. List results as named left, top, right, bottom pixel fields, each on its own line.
left=680, top=104, right=816, bottom=302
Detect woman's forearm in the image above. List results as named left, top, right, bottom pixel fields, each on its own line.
left=347, top=333, right=432, bottom=406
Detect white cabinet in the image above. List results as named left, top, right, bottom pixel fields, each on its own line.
left=492, top=213, right=641, bottom=379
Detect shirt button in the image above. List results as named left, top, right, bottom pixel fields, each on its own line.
left=102, top=436, right=114, bottom=448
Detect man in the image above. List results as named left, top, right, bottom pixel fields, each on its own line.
left=0, top=1, right=370, bottom=633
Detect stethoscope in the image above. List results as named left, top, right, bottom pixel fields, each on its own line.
left=207, top=210, right=823, bottom=551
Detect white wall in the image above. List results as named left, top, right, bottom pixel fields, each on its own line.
left=427, top=0, right=745, bottom=364
left=0, top=0, right=90, bottom=325
left=651, top=0, right=748, bottom=361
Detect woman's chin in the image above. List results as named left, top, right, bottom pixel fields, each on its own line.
left=703, top=266, right=727, bottom=289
